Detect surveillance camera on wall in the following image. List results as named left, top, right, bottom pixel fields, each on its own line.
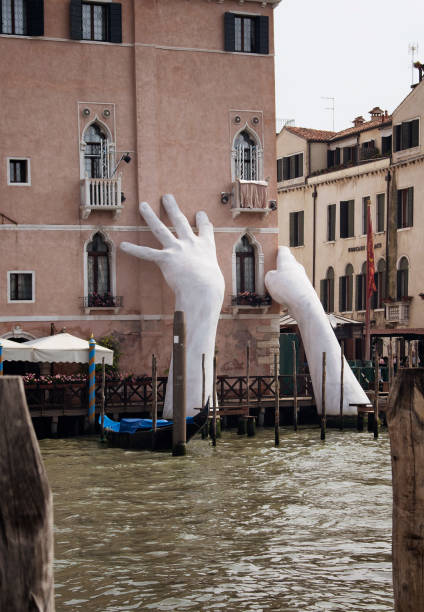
left=221, top=192, right=230, bottom=204
left=269, top=200, right=277, bottom=210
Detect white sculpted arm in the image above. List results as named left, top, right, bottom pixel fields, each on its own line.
left=265, top=247, right=369, bottom=415
left=120, top=195, right=225, bottom=418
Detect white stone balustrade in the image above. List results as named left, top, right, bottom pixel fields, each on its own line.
left=80, top=175, right=123, bottom=219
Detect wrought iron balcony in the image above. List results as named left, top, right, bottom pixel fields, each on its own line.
left=80, top=175, right=123, bottom=219
left=232, top=293, right=272, bottom=307
left=384, top=301, right=410, bottom=325
left=81, top=294, right=123, bottom=313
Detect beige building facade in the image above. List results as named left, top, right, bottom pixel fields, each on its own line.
left=0, top=0, right=282, bottom=376
left=277, top=74, right=424, bottom=361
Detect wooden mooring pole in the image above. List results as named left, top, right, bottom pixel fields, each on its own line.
left=246, top=342, right=250, bottom=418
left=373, top=352, right=379, bottom=439
left=321, top=352, right=326, bottom=441
left=100, top=357, right=106, bottom=441
left=274, top=352, right=280, bottom=446
left=212, top=354, right=217, bottom=446
left=339, top=341, right=344, bottom=430
left=292, top=340, right=298, bottom=431
left=386, top=368, right=424, bottom=612
left=172, top=311, right=186, bottom=456
left=201, top=353, right=208, bottom=439
left=0, top=376, right=55, bottom=611
left=152, top=354, right=157, bottom=451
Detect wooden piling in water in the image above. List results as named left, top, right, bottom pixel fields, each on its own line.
left=172, top=311, right=187, bottom=456
left=339, top=342, right=344, bottom=430
left=374, top=352, right=379, bottom=439
left=246, top=342, right=250, bottom=418
left=100, top=357, right=106, bottom=441
left=151, top=354, right=157, bottom=450
left=389, top=338, right=394, bottom=386
left=386, top=368, right=424, bottom=612
left=274, top=352, right=280, bottom=446
left=292, top=340, right=298, bottom=431
left=201, top=353, right=208, bottom=438
left=0, top=376, right=55, bottom=611
left=212, top=354, right=217, bottom=447
left=321, top=352, right=326, bottom=441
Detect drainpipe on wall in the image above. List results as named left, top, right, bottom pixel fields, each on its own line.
left=312, top=186, right=318, bottom=289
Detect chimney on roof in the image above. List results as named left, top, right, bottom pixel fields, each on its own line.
left=353, top=116, right=365, bottom=127
left=369, top=107, right=384, bottom=120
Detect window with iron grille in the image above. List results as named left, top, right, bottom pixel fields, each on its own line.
left=224, top=12, right=268, bottom=54
left=1, top=0, right=44, bottom=35
left=376, top=193, right=385, bottom=232
left=282, top=153, right=303, bottom=180
left=83, top=123, right=110, bottom=178
left=394, top=119, right=419, bottom=151
left=8, top=158, right=30, bottom=184
left=340, top=200, right=354, bottom=238
left=8, top=272, right=34, bottom=302
left=289, top=211, right=304, bottom=247
left=234, top=130, right=259, bottom=181
left=397, top=187, right=413, bottom=229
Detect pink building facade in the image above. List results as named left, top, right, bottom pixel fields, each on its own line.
left=0, top=0, right=280, bottom=376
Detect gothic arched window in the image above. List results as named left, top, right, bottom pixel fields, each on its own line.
left=234, top=130, right=259, bottom=181
left=84, top=123, right=109, bottom=178
left=236, top=235, right=255, bottom=293
left=87, top=233, right=110, bottom=305
left=397, top=257, right=409, bottom=299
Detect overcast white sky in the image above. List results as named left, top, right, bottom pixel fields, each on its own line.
left=274, top=0, right=424, bottom=132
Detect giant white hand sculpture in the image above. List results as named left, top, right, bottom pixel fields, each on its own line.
left=265, top=247, right=369, bottom=415
left=120, top=195, right=225, bottom=418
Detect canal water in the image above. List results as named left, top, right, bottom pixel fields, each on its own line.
left=40, top=428, right=394, bottom=611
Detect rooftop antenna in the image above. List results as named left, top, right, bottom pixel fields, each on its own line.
left=276, top=117, right=295, bottom=133
left=409, top=42, right=419, bottom=85
left=321, top=97, right=335, bottom=131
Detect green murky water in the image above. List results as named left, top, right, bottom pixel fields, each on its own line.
left=41, top=428, right=393, bottom=611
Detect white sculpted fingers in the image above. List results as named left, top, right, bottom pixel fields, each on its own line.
left=276, top=246, right=306, bottom=274
left=120, top=242, right=165, bottom=263
left=162, top=194, right=194, bottom=241
left=196, top=211, right=214, bottom=243
left=139, top=201, right=177, bottom=248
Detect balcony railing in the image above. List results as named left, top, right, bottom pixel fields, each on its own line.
left=81, top=294, right=123, bottom=312
left=360, top=146, right=381, bottom=161
left=231, top=179, right=271, bottom=219
left=80, top=176, right=123, bottom=219
left=231, top=293, right=272, bottom=310
left=384, top=301, right=410, bottom=325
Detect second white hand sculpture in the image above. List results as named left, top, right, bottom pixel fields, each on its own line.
left=120, top=195, right=225, bottom=418
left=265, top=246, right=370, bottom=415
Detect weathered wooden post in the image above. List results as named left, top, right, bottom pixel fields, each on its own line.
left=386, top=368, right=424, bottom=612
left=292, top=340, right=298, bottom=431
left=88, top=334, right=96, bottom=431
left=100, top=357, right=106, bottom=442
left=172, top=311, right=186, bottom=456
left=151, top=354, right=157, bottom=451
left=389, top=338, right=394, bottom=386
left=0, top=376, right=55, bottom=611
left=373, top=352, right=379, bottom=439
left=201, top=353, right=208, bottom=438
left=212, top=354, right=217, bottom=447
left=321, top=352, right=326, bottom=441
left=339, top=341, right=344, bottom=430
left=274, top=352, right=280, bottom=446
left=246, top=342, right=250, bottom=417
left=0, top=341, right=3, bottom=375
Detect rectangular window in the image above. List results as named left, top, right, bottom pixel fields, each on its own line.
left=397, top=187, right=413, bottom=229
left=282, top=153, right=303, bottom=180
left=376, top=193, right=385, bottom=232
left=381, top=135, right=392, bottom=156
left=342, top=145, right=357, bottom=165
left=340, top=200, right=354, bottom=238
left=394, top=119, right=419, bottom=151
left=8, top=158, right=30, bottom=185
left=289, top=211, right=304, bottom=247
left=224, top=12, right=269, bottom=55
left=8, top=271, right=34, bottom=302
left=70, top=0, right=121, bottom=43
left=339, top=274, right=353, bottom=312
left=327, top=204, right=336, bottom=241
left=356, top=273, right=366, bottom=311
left=1, top=0, right=26, bottom=34
left=276, top=158, right=283, bottom=182
left=362, top=196, right=370, bottom=235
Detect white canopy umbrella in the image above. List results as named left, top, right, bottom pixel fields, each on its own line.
left=0, top=338, right=34, bottom=362
left=23, top=333, right=114, bottom=365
